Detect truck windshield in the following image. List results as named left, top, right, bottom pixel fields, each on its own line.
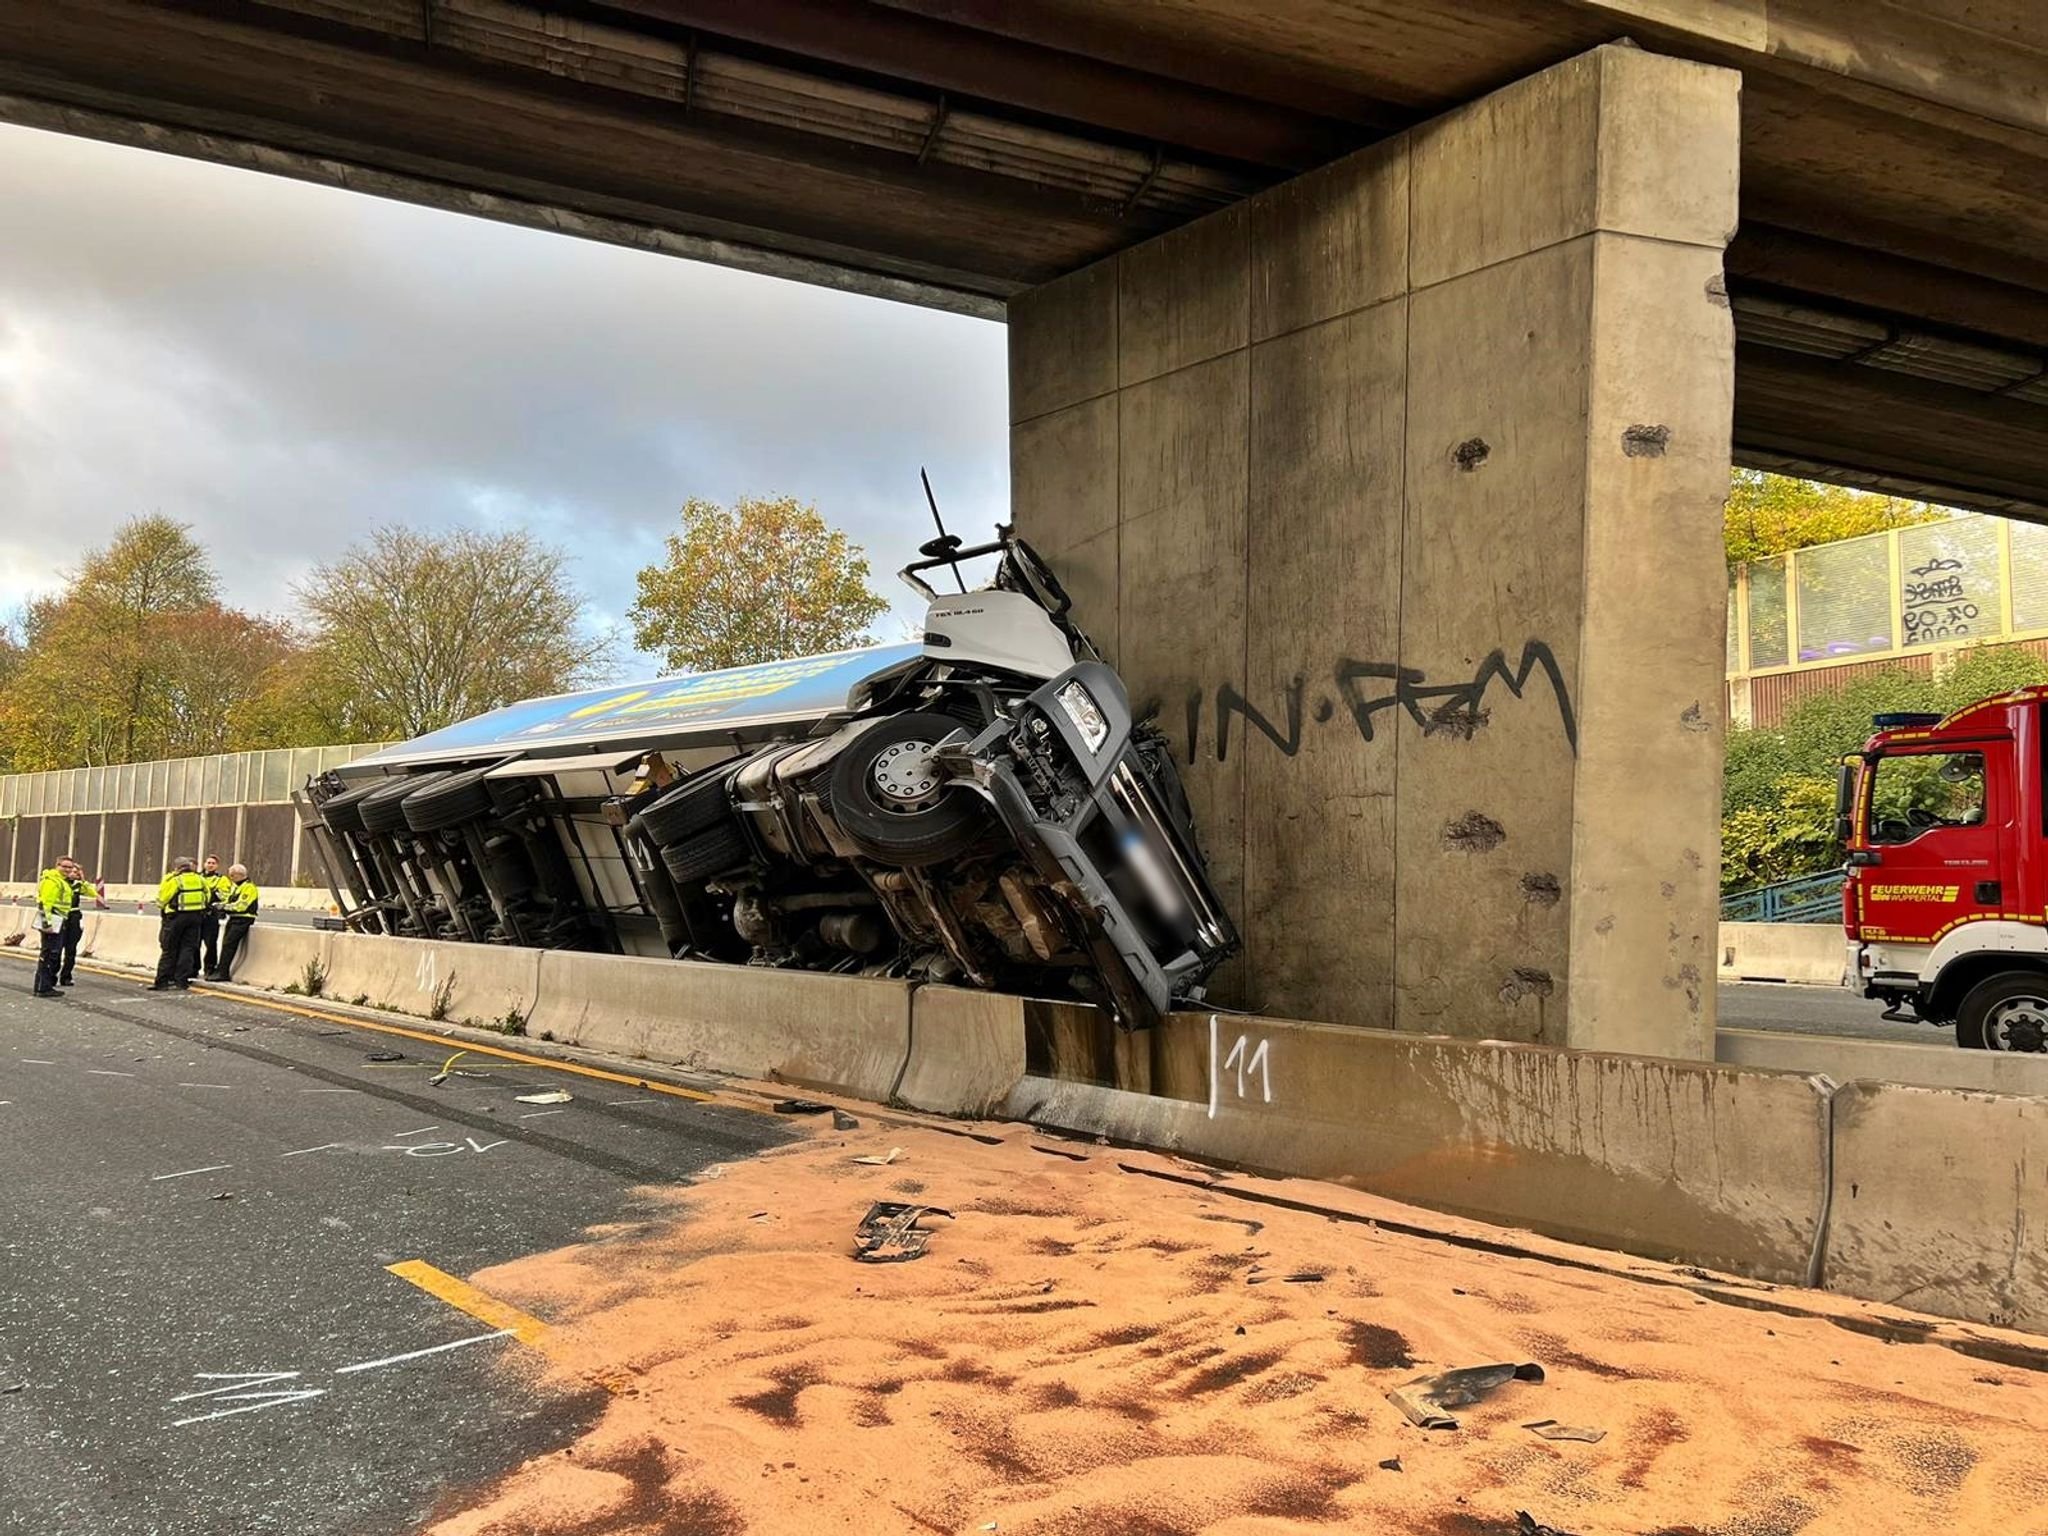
left=1867, top=750, right=1987, bottom=844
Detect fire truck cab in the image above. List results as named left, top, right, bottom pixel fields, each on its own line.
left=1843, top=687, right=2048, bottom=1051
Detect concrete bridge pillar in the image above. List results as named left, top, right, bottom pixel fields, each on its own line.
left=1009, top=45, right=1738, bottom=1058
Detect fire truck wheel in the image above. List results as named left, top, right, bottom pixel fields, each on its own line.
left=1956, top=971, right=2048, bottom=1053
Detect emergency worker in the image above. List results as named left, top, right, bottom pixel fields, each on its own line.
left=210, top=864, right=261, bottom=982
left=31, top=855, right=79, bottom=1000
left=56, top=857, right=105, bottom=989
left=151, top=856, right=210, bottom=991
left=198, top=853, right=231, bottom=979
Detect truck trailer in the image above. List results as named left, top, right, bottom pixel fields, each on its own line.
left=300, top=529, right=1236, bottom=1028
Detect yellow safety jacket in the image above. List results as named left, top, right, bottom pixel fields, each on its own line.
left=204, top=872, right=233, bottom=909
left=37, top=867, right=76, bottom=919
left=159, top=870, right=210, bottom=914
left=223, top=880, right=261, bottom=918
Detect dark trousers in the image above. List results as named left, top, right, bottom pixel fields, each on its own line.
left=59, top=912, right=83, bottom=985
left=154, top=912, right=203, bottom=988
left=199, top=912, right=221, bottom=975
left=217, top=916, right=254, bottom=981
left=33, top=927, right=63, bottom=994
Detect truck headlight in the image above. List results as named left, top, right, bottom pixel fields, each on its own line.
left=1054, top=680, right=1110, bottom=753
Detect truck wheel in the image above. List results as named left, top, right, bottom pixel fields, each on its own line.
left=319, top=780, right=383, bottom=836
left=1955, top=972, right=2048, bottom=1052
left=402, top=767, right=495, bottom=833
left=640, top=773, right=734, bottom=847
left=661, top=823, right=751, bottom=885
left=360, top=772, right=446, bottom=836
left=827, top=711, right=988, bottom=868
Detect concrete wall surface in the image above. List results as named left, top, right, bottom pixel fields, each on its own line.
left=897, top=985, right=1034, bottom=1117
left=3, top=882, right=338, bottom=913
left=1719, top=922, right=1847, bottom=985
left=1009, top=1006, right=1832, bottom=1282
left=526, top=950, right=911, bottom=1104
left=321, top=931, right=540, bottom=1027
left=1010, top=44, right=1739, bottom=1058
left=1825, top=1082, right=2048, bottom=1332
left=1718, top=1028, right=2048, bottom=1096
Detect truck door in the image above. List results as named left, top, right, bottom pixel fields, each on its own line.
left=1859, top=742, right=2010, bottom=946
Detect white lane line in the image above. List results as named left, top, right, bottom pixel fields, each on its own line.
left=332, top=1329, right=513, bottom=1375
left=280, top=1143, right=343, bottom=1158
left=86, top=1069, right=137, bottom=1078
left=152, top=1164, right=233, bottom=1182
left=391, top=1125, right=439, bottom=1138
left=178, top=1083, right=233, bottom=1090
left=298, top=1088, right=358, bottom=1095
left=518, top=1109, right=564, bottom=1120
left=19, top=1059, right=55, bottom=1065
left=605, top=1097, right=656, bottom=1106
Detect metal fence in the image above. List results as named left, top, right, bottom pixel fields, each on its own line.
left=0, top=744, right=383, bottom=820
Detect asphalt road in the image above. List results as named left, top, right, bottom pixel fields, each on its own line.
left=1717, top=980, right=1945, bottom=1043
left=0, top=957, right=792, bottom=1536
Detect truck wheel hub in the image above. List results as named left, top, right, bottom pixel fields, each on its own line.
left=1987, top=998, right=2048, bottom=1053
left=872, top=740, right=941, bottom=813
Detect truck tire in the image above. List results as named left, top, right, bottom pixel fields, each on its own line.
left=827, top=711, right=987, bottom=868
left=360, top=772, right=446, bottom=836
left=320, top=780, right=383, bottom=836
left=402, top=767, right=495, bottom=833
left=640, top=773, right=734, bottom=847
left=1956, top=971, right=2048, bottom=1052
left=661, top=823, right=751, bottom=885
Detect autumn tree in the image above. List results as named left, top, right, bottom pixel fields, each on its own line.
left=295, top=526, right=612, bottom=740
left=630, top=496, right=890, bottom=674
left=1724, top=469, right=1946, bottom=565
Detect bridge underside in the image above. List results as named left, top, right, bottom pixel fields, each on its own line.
left=5, top=0, right=2048, bottom=517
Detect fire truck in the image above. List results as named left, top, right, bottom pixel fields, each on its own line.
left=1842, top=688, right=2048, bottom=1050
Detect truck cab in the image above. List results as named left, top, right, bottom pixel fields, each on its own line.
left=1843, top=687, right=2048, bottom=1049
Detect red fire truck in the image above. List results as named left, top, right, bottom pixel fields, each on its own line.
left=1842, top=689, right=2048, bottom=1051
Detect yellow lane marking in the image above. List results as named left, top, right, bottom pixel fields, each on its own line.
left=5, top=950, right=767, bottom=1115
left=387, top=1260, right=552, bottom=1348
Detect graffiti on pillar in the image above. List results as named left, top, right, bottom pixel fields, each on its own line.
left=1901, top=555, right=1978, bottom=645
left=1155, top=640, right=1577, bottom=765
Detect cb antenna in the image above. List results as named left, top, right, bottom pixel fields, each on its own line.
left=920, top=466, right=966, bottom=592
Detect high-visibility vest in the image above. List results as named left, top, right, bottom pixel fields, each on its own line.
left=204, top=872, right=233, bottom=907
left=224, top=880, right=261, bottom=917
left=37, top=867, right=76, bottom=919
left=159, top=871, right=210, bottom=914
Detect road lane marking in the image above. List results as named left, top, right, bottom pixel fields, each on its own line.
left=19, top=1059, right=55, bottom=1065
left=86, top=1069, right=136, bottom=1078
left=280, top=1143, right=343, bottom=1158
left=333, top=1329, right=514, bottom=1374
left=386, top=1260, right=552, bottom=1347
left=152, top=1164, right=232, bottom=1181
left=178, top=1082, right=233, bottom=1089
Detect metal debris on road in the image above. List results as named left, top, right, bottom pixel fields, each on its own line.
left=514, top=1090, right=573, bottom=1105
left=1, top=1382, right=25, bottom=1394
left=365, top=1051, right=404, bottom=1063
left=831, top=1109, right=861, bottom=1130
left=429, top=1051, right=466, bottom=1085
left=773, top=1098, right=831, bottom=1115
left=853, top=1201, right=955, bottom=1264
left=1523, top=1419, right=1605, bottom=1444
left=851, top=1147, right=904, bottom=1166
left=1387, top=1362, right=1545, bottom=1430
left=1515, top=1514, right=1580, bottom=1536
left=209, top=1192, right=235, bottom=1201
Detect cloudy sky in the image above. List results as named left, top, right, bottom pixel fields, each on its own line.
left=0, top=121, right=1010, bottom=676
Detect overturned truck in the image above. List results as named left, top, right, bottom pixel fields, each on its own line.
left=301, top=530, right=1236, bottom=1027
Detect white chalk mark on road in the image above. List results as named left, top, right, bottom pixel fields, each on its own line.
left=298, top=1088, right=358, bottom=1095
left=19, top=1059, right=55, bottom=1065
left=280, top=1143, right=343, bottom=1158
left=605, top=1097, right=656, bottom=1106
left=391, top=1125, right=439, bottom=1138
left=170, top=1371, right=302, bottom=1403
left=518, top=1109, right=564, bottom=1120
left=152, top=1164, right=232, bottom=1181
left=86, top=1069, right=136, bottom=1078
left=178, top=1083, right=233, bottom=1090
left=333, top=1329, right=512, bottom=1375
left=171, top=1386, right=327, bottom=1426
left=466, top=1137, right=505, bottom=1153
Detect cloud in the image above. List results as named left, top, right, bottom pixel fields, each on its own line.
left=0, top=121, right=1011, bottom=671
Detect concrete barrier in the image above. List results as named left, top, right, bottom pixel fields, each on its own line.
left=1718, top=921, right=1847, bottom=985
left=1720, top=1027, right=2048, bottom=1097
left=87, top=911, right=162, bottom=969
left=527, top=950, right=911, bottom=1102
left=2, top=881, right=338, bottom=913
left=231, top=925, right=334, bottom=993
left=321, top=931, right=539, bottom=1025
left=897, top=986, right=1032, bottom=1116
left=1825, top=1081, right=2048, bottom=1332
left=1009, top=1010, right=1836, bottom=1282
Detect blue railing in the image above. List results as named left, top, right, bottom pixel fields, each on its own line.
left=1720, top=868, right=1846, bottom=925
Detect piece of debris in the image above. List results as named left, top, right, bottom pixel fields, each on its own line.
left=365, top=1051, right=404, bottom=1063
left=1516, top=1514, right=1580, bottom=1536
left=2, top=1381, right=26, bottom=1394
left=1523, top=1419, right=1605, bottom=1444
left=515, top=1089, right=573, bottom=1105
left=852, top=1147, right=904, bottom=1166
left=853, top=1201, right=955, bottom=1264
left=1248, top=1270, right=1325, bottom=1285
left=0, top=932, right=22, bottom=948
left=831, top=1109, right=861, bottom=1131
left=774, top=1099, right=831, bottom=1115
left=1387, top=1362, right=1545, bottom=1430
left=1377, top=1457, right=1401, bottom=1472
left=429, top=1051, right=468, bottom=1086
left=209, top=1191, right=235, bottom=1202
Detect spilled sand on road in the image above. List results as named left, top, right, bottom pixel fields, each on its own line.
left=422, top=1118, right=2048, bottom=1536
